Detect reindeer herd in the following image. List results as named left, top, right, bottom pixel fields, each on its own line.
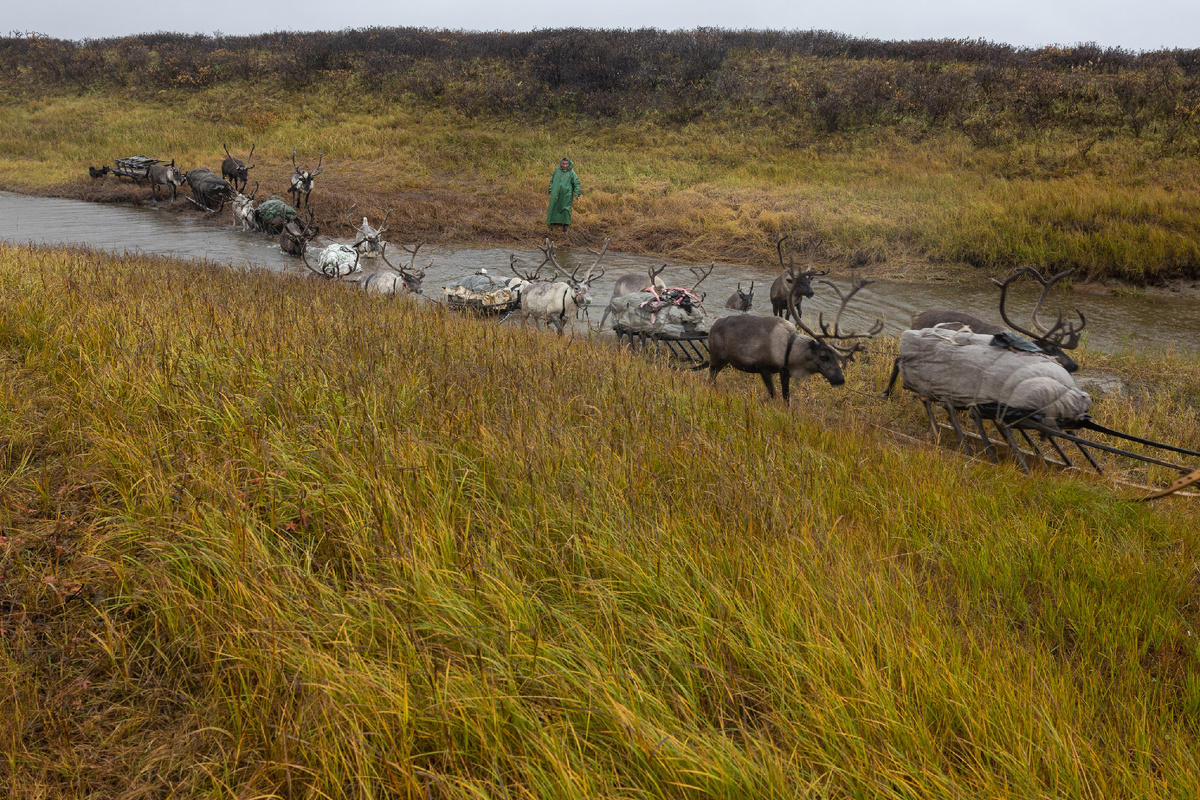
left=87, top=148, right=1092, bottom=409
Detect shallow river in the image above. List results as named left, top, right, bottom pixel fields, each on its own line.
left=2, top=191, right=1197, bottom=355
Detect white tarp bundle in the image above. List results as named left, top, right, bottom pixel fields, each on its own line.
left=312, top=244, right=361, bottom=277
left=899, top=327, right=1091, bottom=422
left=609, top=289, right=707, bottom=338
left=442, top=272, right=526, bottom=307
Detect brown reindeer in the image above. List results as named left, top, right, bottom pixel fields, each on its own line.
left=279, top=209, right=319, bottom=256
left=770, top=233, right=828, bottom=319
left=910, top=267, right=1086, bottom=373
left=708, top=275, right=882, bottom=402
left=221, top=143, right=255, bottom=193
left=289, top=147, right=323, bottom=209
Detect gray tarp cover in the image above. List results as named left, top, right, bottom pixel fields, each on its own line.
left=609, top=291, right=707, bottom=338
left=899, top=328, right=1091, bottom=422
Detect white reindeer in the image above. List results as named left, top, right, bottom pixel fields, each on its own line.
left=511, top=238, right=609, bottom=334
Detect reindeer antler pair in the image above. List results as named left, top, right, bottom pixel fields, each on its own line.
left=993, top=267, right=1087, bottom=350
left=791, top=275, right=884, bottom=364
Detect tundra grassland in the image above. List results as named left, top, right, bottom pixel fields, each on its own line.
left=2, top=242, right=1199, bottom=799
left=3, top=29, right=1200, bottom=283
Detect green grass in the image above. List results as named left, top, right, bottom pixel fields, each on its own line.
left=2, top=242, right=1199, bottom=798
left=3, top=85, right=1200, bottom=281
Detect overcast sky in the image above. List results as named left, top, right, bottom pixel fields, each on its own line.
left=6, top=1, right=1198, bottom=52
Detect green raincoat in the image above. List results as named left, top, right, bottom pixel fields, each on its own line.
left=547, top=159, right=581, bottom=227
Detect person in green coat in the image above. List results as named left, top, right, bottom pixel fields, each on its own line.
left=547, top=157, right=582, bottom=232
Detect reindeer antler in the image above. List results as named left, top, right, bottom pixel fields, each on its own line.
left=510, top=252, right=545, bottom=282
left=581, top=237, right=610, bottom=284
left=992, top=267, right=1086, bottom=349
left=799, top=235, right=829, bottom=278
left=775, top=231, right=790, bottom=269
left=376, top=207, right=393, bottom=235
left=1026, top=267, right=1086, bottom=349
left=312, top=151, right=324, bottom=176
left=291, top=146, right=298, bottom=170
left=792, top=276, right=883, bottom=364
left=690, top=263, right=715, bottom=291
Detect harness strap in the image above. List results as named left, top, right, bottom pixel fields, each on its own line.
left=783, top=331, right=798, bottom=374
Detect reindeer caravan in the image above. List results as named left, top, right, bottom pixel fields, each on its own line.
left=886, top=267, right=1200, bottom=499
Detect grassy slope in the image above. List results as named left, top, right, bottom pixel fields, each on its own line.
left=2, top=84, right=1200, bottom=281
left=2, top=242, right=1199, bottom=798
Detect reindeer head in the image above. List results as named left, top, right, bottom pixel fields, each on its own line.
left=792, top=275, right=884, bottom=380
left=380, top=240, right=428, bottom=294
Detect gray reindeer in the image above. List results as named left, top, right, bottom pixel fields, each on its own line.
left=708, top=275, right=882, bottom=402
left=769, top=233, right=828, bottom=320
left=221, top=143, right=255, bottom=193
left=725, top=281, right=754, bottom=312
left=147, top=161, right=185, bottom=203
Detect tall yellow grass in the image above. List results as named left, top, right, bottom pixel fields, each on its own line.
left=1, top=242, right=1198, bottom=798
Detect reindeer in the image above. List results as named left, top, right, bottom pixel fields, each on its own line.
left=356, top=242, right=428, bottom=297
left=770, top=233, right=828, bottom=320
left=512, top=239, right=609, bottom=334
left=598, top=263, right=667, bottom=329
left=220, top=143, right=255, bottom=193
left=909, top=267, right=1086, bottom=373
left=289, top=147, right=323, bottom=209
left=147, top=161, right=185, bottom=203
left=708, top=275, right=882, bottom=402
left=279, top=208, right=319, bottom=256
left=725, top=281, right=755, bottom=312
left=351, top=206, right=391, bottom=258
left=231, top=182, right=260, bottom=232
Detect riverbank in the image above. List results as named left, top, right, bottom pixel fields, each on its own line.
left=4, top=86, right=1200, bottom=287
left=2, top=241, right=1199, bottom=798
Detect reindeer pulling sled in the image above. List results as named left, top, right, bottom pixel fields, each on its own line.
left=109, top=155, right=171, bottom=183
left=886, top=268, right=1200, bottom=500
left=603, top=263, right=715, bottom=364
left=443, top=270, right=525, bottom=316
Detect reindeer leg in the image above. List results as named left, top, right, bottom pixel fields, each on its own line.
left=759, top=372, right=777, bottom=400
left=883, top=358, right=902, bottom=397
left=780, top=370, right=791, bottom=403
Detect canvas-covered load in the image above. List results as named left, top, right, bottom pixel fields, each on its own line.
left=899, top=328, right=1091, bottom=422
left=256, top=197, right=298, bottom=227
left=609, top=288, right=707, bottom=338
left=311, top=244, right=360, bottom=277
left=443, top=272, right=525, bottom=309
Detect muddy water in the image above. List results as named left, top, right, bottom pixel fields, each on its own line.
left=2, top=191, right=1198, bottom=354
